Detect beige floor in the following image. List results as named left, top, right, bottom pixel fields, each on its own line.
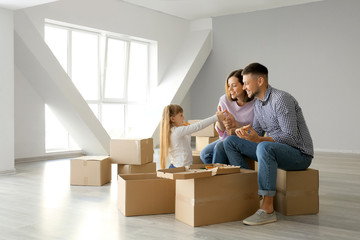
left=0, top=152, right=359, bottom=240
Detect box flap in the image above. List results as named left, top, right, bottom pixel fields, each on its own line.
left=190, top=164, right=241, bottom=175
left=157, top=168, right=212, bottom=180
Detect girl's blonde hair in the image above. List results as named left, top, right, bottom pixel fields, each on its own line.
left=160, top=104, right=183, bottom=169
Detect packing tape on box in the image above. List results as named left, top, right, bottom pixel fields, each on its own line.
left=84, top=177, right=88, bottom=185
left=176, top=192, right=258, bottom=206
left=82, top=160, right=87, bottom=167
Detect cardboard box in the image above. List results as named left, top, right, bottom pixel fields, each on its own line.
left=192, top=151, right=203, bottom=164
left=195, top=136, right=219, bottom=152
left=70, top=156, right=111, bottom=186
left=188, top=120, right=219, bottom=137
left=117, top=162, right=156, bottom=174
left=245, top=157, right=256, bottom=170
left=274, top=168, right=319, bottom=216
left=175, top=169, right=259, bottom=226
left=110, top=138, right=153, bottom=165
left=118, top=173, right=175, bottom=216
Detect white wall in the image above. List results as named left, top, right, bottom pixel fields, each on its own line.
left=0, top=8, right=15, bottom=172
left=14, top=0, right=191, bottom=158
left=191, top=0, right=360, bottom=154
left=14, top=68, right=45, bottom=158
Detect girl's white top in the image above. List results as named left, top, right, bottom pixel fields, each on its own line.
left=167, top=115, right=218, bottom=167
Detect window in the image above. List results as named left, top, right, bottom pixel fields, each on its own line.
left=44, top=22, right=153, bottom=151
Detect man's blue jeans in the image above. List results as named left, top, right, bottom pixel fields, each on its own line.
left=200, top=139, right=229, bottom=164
left=223, top=136, right=312, bottom=197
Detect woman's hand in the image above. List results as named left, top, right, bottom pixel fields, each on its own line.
left=223, top=109, right=236, bottom=132
left=216, top=106, right=226, bottom=122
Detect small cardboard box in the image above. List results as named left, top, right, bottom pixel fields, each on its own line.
left=195, top=136, right=219, bottom=152
left=70, top=156, right=111, bottom=186
left=192, top=151, right=203, bottom=164
left=118, top=173, right=175, bottom=216
left=274, top=168, right=319, bottom=216
left=117, top=162, right=156, bottom=174
left=188, top=120, right=219, bottom=137
left=110, top=138, right=153, bottom=165
left=175, top=169, right=259, bottom=227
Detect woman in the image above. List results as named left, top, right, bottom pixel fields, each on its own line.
left=200, top=69, right=254, bottom=164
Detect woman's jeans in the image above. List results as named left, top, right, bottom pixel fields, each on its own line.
left=223, top=136, right=312, bottom=197
left=200, top=139, right=229, bottom=164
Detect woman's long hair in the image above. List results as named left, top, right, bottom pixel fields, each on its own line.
left=160, top=104, right=183, bottom=169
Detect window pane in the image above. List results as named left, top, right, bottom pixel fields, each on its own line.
left=104, top=38, right=126, bottom=99
left=128, top=42, right=149, bottom=102
left=102, top=104, right=125, bottom=138
left=72, top=31, right=99, bottom=101
left=44, top=26, right=68, bottom=72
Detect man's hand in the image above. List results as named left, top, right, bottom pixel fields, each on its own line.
left=235, top=125, right=260, bottom=143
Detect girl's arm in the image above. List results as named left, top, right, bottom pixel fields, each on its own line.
left=172, top=115, right=218, bottom=137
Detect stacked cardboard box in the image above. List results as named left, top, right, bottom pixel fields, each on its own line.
left=70, top=156, right=111, bottom=186
left=188, top=119, right=219, bottom=155
left=274, top=168, right=319, bottom=216
left=157, top=165, right=259, bottom=226
left=118, top=173, right=175, bottom=216
left=111, top=138, right=174, bottom=216
left=192, top=151, right=203, bottom=164
left=110, top=138, right=156, bottom=174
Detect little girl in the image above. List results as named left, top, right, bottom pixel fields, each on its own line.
left=160, top=104, right=225, bottom=169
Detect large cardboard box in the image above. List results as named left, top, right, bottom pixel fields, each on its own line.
left=110, top=138, right=153, bottom=165
left=175, top=169, right=259, bottom=226
left=188, top=120, right=219, bottom=137
left=195, top=136, right=219, bottom=152
left=70, top=156, right=111, bottom=186
left=118, top=173, right=175, bottom=216
left=274, top=168, right=319, bottom=216
left=117, top=162, right=156, bottom=174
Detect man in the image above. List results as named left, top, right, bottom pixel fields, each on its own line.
left=223, top=62, right=313, bottom=225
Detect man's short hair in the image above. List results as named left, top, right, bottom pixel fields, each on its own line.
left=242, top=63, right=268, bottom=76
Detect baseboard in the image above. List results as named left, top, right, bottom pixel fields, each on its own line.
left=314, top=150, right=360, bottom=159
left=15, top=150, right=85, bottom=163
left=0, top=169, right=16, bottom=175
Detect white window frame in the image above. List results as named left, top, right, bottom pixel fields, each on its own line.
left=44, top=21, right=152, bottom=143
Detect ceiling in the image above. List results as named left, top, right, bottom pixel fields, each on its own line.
left=0, top=0, right=323, bottom=17
left=122, top=0, right=324, bottom=20
left=0, top=0, right=58, bottom=10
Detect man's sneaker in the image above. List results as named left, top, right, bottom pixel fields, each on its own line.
left=243, top=209, right=277, bottom=226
